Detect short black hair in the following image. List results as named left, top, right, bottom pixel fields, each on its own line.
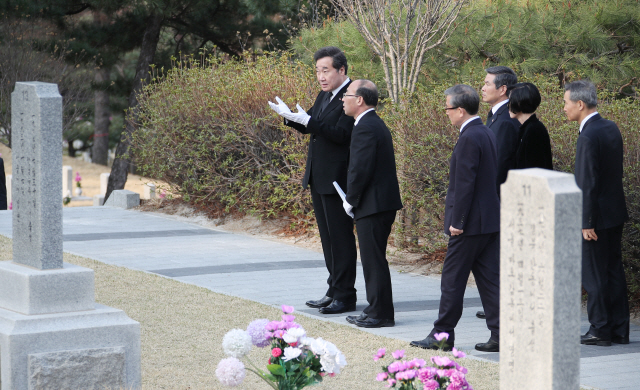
left=508, top=82, right=541, bottom=114
left=314, top=46, right=348, bottom=75
left=564, top=80, right=597, bottom=108
left=444, top=84, right=480, bottom=115
left=485, top=66, right=517, bottom=89
left=355, top=80, right=378, bottom=107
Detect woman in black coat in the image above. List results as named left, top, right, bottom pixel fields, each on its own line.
left=508, top=83, right=553, bottom=170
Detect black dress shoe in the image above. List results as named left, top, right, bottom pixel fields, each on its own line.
left=476, top=311, right=486, bottom=319
left=612, top=335, right=630, bottom=344
left=410, top=336, right=453, bottom=351
left=581, top=332, right=611, bottom=346
left=353, top=317, right=395, bottom=328
left=305, top=296, right=333, bottom=308
left=346, top=312, right=368, bottom=324
left=475, top=338, right=499, bottom=352
left=318, top=300, right=356, bottom=314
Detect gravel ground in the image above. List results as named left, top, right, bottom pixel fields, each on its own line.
left=0, top=235, right=500, bottom=390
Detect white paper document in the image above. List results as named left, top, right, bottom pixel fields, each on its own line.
left=332, top=181, right=347, bottom=202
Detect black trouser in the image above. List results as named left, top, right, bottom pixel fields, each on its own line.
left=433, top=232, right=500, bottom=342
left=355, top=210, right=396, bottom=320
left=310, top=185, right=357, bottom=303
left=582, top=224, right=629, bottom=339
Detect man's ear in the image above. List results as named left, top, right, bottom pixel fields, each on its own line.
left=499, top=85, right=508, bottom=97
left=577, top=100, right=586, bottom=111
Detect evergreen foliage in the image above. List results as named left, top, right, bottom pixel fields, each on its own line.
left=290, top=0, right=640, bottom=96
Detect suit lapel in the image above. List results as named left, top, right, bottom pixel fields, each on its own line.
left=317, top=81, right=350, bottom=121
left=487, top=103, right=507, bottom=127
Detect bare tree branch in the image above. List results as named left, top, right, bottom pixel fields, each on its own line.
left=331, top=0, right=465, bottom=102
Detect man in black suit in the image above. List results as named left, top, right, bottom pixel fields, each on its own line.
left=340, top=80, right=403, bottom=328
left=0, top=157, right=7, bottom=210
left=410, top=84, right=501, bottom=352
left=475, top=65, right=519, bottom=320
left=563, top=80, right=630, bottom=346
left=268, top=47, right=358, bottom=315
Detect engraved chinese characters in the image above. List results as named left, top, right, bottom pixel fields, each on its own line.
left=500, top=169, right=582, bottom=390
left=11, top=82, right=63, bottom=269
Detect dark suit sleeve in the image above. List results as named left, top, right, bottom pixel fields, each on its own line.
left=452, top=135, right=480, bottom=230
left=305, top=112, right=354, bottom=144
left=575, top=136, right=598, bottom=229
left=495, top=120, right=519, bottom=184
left=0, top=158, right=7, bottom=210
left=524, top=125, right=553, bottom=170
left=346, top=124, right=376, bottom=208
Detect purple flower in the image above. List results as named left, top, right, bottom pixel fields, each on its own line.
left=74, top=172, right=82, bottom=182
left=408, top=358, right=426, bottom=369
left=281, top=304, right=294, bottom=313
left=159, top=190, right=166, bottom=199
left=265, top=321, right=279, bottom=331
left=417, top=367, right=437, bottom=382
left=373, top=348, right=386, bottom=361
left=423, top=379, right=440, bottom=390
left=396, top=369, right=417, bottom=380
left=376, top=372, right=388, bottom=381
left=434, top=332, right=449, bottom=341
left=392, top=349, right=405, bottom=359
left=386, top=378, right=396, bottom=388
left=273, top=329, right=285, bottom=339
left=282, top=315, right=295, bottom=322
left=452, top=348, right=466, bottom=359
left=388, top=361, right=403, bottom=373
left=215, top=357, right=246, bottom=387
left=246, top=319, right=270, bottom=348
left=431, top=356, right=453, bottom=368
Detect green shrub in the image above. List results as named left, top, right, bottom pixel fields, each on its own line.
left=130, top=55, right=317, bottom=227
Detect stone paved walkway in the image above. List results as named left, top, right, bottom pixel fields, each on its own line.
left=0, top=207, right=638, bottom=389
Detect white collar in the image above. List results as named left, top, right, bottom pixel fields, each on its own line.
left=355, top=108, right=375, bottom=126
left=579, top=111, right=599, bottom=133
left=330, top=78, right=351, bottom=101
left=492, top=99, right=509, bottom=114
left=459, top=116, right=481, bottom=133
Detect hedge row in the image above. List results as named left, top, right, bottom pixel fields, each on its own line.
left=130, top=57, right=640, bottom=309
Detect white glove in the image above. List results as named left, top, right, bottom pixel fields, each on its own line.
left=343, top=201, right=354, bottom=218
left=281, top=103, right=311, bottom=126
left=268, top=96, right=292, bottom=116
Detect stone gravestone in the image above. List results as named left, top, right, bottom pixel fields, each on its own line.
left=62, top=165, right=72, bottom=198
left=0, top=82, right=141, bottom=389
left=500, top=169, right=582, bottom=390
left=144, top=182, right=156, bottom=199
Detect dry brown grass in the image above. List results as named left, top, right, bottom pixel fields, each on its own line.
left=0, top=234, right=499, bottom=390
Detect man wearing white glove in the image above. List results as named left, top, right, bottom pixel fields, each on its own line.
left=341, top=80, right=403, bottom=328
left=268, top=47, right=358, bottom=316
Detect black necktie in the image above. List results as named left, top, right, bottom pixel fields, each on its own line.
left=486, top=109, right=493, bottom=123
left=319, top=92, right=332, bottom=115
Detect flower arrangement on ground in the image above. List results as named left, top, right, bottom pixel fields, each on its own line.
left=216, top=304, right=347, bottom=389
left=374, top=333, right=472, bottom=390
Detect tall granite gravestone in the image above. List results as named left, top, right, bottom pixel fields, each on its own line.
left=62, top=165, right=73, bottom=198
left=0, top=82, right=141, bottom=389
left=500, top=169, right=582, bottom=390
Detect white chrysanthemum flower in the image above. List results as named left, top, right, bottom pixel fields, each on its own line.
left=300, top=336, right=315, bottom=347
left=283, top=327, right=306, bottom=344
left=283, top=347, right=303, bottom=361
left=312, top=338, right=346, bottom=374
left=222, top=329, right=253, bottom=358
left=216, top=357, right=246, bottom=386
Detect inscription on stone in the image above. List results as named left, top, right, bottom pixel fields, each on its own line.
left=500, top=169, right=582, bottom=390
left=11, top=82, right=63, bottom=269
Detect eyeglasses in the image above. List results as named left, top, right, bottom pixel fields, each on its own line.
left=444, top=106, right=459, bottom=111
left=342, top=93, right=360, bottom=99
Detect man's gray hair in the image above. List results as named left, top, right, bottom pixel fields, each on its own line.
left=564, top=80, right=597, bottom=108
left=444, top=84, right=480, bottom=115
left=485, top=66, right=517, bottom=89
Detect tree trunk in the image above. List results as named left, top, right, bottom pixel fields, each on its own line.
left=92, top=66, right=111, bottom=166
left=105, top=13, right=163, bottom=203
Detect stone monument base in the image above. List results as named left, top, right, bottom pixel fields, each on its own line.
left=0, top=304, right=141, bottom=390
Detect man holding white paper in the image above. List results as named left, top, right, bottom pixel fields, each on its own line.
left=341, top=79, right=403, bottom=328
left=268, top=47, right=358, bottom=315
